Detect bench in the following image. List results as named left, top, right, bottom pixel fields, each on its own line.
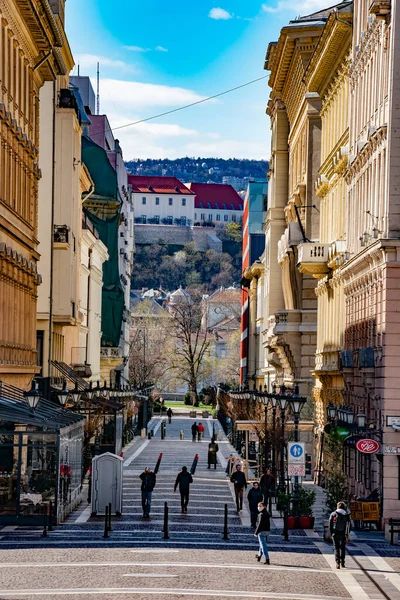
left=389, top=518, right=400, bottom=545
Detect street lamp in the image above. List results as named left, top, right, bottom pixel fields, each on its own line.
left=24, top=380, right=41, bottom=411
left=327, top=402, right=336, bottom=421
left=71, top=382, right=81, bottom=405
left=276, top=391, right=289, bottom=492
left=57, top=380, right=70, bottom=407
left=289, top=393, right=307, bottom=524
left=357, top=410, right=367, bottom=429
left=86, top=382, right=95, bottom=401
left=257, top=387, right=270, bottom=471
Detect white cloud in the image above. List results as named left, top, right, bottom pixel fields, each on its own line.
left=95, top=78, right=209, bottom=110
left=208, top=7, right=233, bottom=20
left=75, top=54, right=134, bottom=72
left=124, top=45, right=151, bottom=52
left=262, top=0, right=328, bottom=14
left=155, top=46, right=168, bottom=52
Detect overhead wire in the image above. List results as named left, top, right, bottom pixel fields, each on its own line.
left=88, top=74, right=269, bottom=140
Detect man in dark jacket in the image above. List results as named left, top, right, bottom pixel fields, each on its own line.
left=174, top=466, right=193, bottom=513
left=207, top=437, right=219, bottom=469
left=329, top=501, right=351, bottom=568
left=139, top=467, right=156, bottom=519
left=255, top=502, right=271, bottom=564
left=230, top=464, right=247, bottom=512
left=247, top=481, right=263, bottom=528
left=191, top=422, right=198, bottom=442
left=259, top=468, right=275, bottom=504
left=167, top=407, right=173, bottom=424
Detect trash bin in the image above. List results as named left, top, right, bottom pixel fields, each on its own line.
left=147, top=431, right=152, bottom=440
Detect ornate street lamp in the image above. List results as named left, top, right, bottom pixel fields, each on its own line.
left=327, top=402, right=336, bottom=421
left=57, top=380, right=70, bottom=407
left=86, top=382, right=95, bottom=401
left=24, top=380, right=41, bottom=411
left=357, top=410, right=367, bottom=429
left=347, top=407, right=355, bottom=426
left=289, top=392, right=307, bottom=523
left=71, top=382, right=81, bottom=405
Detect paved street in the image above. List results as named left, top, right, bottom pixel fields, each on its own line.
left=1, top=418, right=400, bottom=599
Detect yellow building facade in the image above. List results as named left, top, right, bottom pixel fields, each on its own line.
left=0, top=0, right=67, bottom=388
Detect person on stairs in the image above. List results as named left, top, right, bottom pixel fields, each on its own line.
left=230, top=463, right=247, bottom=512
left=248, top=481, right=263, bottom=528
left=207, top=437, right=219, bottom=469
left=191, top=422, right=198, bottom=442
left=254, top=501, right=271, bottom=565
left=139, top=467, right=156, bottom=519
left=329, top=501, right=351, bottom=569
left=174, top=466, right=193, bottom=513
left=166, top=407, right=173, bottom=424
left=197, top=422, right=205, bottom=441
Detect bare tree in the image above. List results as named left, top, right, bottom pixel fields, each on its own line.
left=168, top=291, right=210, bottom=405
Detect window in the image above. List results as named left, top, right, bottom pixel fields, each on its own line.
left=207, top=202, right=212, bottom=209
left=199, top=202, right=204, bottom=208
left=155, top=197, right=160, bottom=205
left=167, top=216, right=173, bottom=224
left=154, top=215, right=160, bottom=224
left=141, top=215, right=147, bottom=224
left=142, top=197, right=146, bottom=205
left=169, top=198, right=173, bottom=206
left=208, top=214, right=212, bottom=221
left=194, top=213, right=197, bottom=220
left=223, top=203, right=227, bottom=209
left=224, top=215, right=228, bottom=222
left=231, top=215, right=236, bottom=222
left=181, top=216, right=186, bottom=225
left=201, top=213, right=205, bottom=220
left=215, top=202, right=219, bottom=209
left=182, top=198, right=186, bottom=206
left=216, top=214, right=220, bottom=221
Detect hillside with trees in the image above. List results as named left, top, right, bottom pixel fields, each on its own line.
left=125, top=157, right=268, bottom=188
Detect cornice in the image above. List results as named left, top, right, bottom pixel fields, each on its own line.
left=349, top=17, right=384, bottom=89
left=345, top=125, right=387, bottom=182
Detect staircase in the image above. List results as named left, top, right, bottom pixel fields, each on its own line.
left=303, top=481, right=326, bottom=533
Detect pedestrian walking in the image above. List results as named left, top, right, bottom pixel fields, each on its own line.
left=254, top=502, right=271, bottom=565
left=329, top=501, right=351, bottom=569
left=167, top=407, right=173, bottom=424
left=259, top=468, right=275, bottom=504
left=207, top=437, right=219, bottom=469
left=230, top=463, right=247, bottom=512
left=197, top=422, right=205, bottom=441
left=248, top=482, right=263, bottom=528
left=139, top=467, right=156, bottom=519
left=174, top=466, right=193, bottom=513
left=191, top=422, right=198, bottom=442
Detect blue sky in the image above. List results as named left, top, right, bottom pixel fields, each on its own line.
left=65, top=0, right=328, bottom=159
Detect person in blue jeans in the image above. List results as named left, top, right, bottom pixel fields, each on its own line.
left=139, top=467, right=156, bottom=519
left=254, top=502, right=271, bottom=565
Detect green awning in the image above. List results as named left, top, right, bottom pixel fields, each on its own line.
left=81, top=136, right=121, bottom=217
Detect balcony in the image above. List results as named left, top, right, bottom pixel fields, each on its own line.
left=53, top=224, right=70, bottom=248
left=82, top=213, right=99, bottom=239
left=297, top=242, right=330, bottom=278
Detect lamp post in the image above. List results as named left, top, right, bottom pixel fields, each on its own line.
left=257, top=387, right=270, bottom=471
left=276, top=392, right=289, bottom=493
left=24, top=380, right=41, bottom=411
left=57, top=380, right=70, bottom=408
left=288, top=387, right=307, bottom=524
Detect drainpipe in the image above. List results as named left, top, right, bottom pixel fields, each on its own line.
left=47, top=79, right=57, bottom=382
left=85, top=247, right=92, bottom=365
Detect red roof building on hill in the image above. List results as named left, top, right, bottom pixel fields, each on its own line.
left=128, top=175, right=194, bottom=195
left=186, top=182, right=243, bottom=225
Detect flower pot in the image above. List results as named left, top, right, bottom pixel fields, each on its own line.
left=287, top=516, right=296, bottom=529
left=298, top=516, right=315, bottom=529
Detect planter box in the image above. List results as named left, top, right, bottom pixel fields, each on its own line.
left=298, top=516, right=315, bottom=529
left=189, top=411, right=197, bottom=418
left=202, top=411, right=209, bottom=418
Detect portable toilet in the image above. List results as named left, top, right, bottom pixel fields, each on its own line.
left=91, top=452, right=123, bottom=516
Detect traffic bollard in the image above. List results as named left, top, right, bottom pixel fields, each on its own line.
left=222, top=503, right=229, bottom=540
left=283, top=510, right=289, bottom=542
left=48, top=501, right=53, bottom=532
left=108, top=502, right=112, bottom=532
left=148, top=431, right=152, bottom=440
left=42, top=504, right=48, bottom=538
left=161, top=423, right=165, bottom=440
left=103, top=505, right=109, bottom=539
left=163, top=501, right=170, bottom=539
left=180, top=430, right=184, bottom=440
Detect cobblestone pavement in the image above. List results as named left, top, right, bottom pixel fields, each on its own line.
left=1, top=417, right=400, bottom=599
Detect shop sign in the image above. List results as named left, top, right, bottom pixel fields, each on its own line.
left=288, top=464, right=305, bottom=477
left=384, top=445, right=400, bottom=454
left=356, top=439, right=380, bottom=454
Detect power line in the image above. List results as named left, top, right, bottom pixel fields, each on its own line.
left=89, top=74, right=269, bottom=139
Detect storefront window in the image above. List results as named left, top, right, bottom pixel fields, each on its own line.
left=0, top=440, right=18, bottom=516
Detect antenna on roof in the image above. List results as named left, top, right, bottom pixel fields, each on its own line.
left=77, top=63, right=80, bottom=76
left=96, top=62, right=100, bottom=115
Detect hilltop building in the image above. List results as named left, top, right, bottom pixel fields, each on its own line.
left=185, top=183, right=243, bottom=225
left=130, top=176, right=195, bottom=226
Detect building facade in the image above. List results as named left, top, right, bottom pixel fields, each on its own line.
left=186, top=182, right=243, bottom=225
left=130, top=176, right=195, bottom=226
left=0, top=0, right=69, bottom=388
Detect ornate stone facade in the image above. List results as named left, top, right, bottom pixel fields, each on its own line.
left=0, top=0, right=66, bottom=388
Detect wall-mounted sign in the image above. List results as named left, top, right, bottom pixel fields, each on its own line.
left=387, top=416, right=400, bottom=426
left=384, top=445, right=400, bottom=455
left=356, top=439, right=380, bottom=454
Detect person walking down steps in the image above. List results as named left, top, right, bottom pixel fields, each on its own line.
left=167, top=407, right=173, bottom=424
left=139, top=467, right=156, bottom=519
left=248, top=481, right=263, bottom=528
left=231, top=463, right=247, bottom=512
left=191, top=422, right=198, bottom=442
left=174, top=466, right=193, bottom=513
left=207, top=437, right=219, bottom=469
left=329, top=501, right=351, bottom=569
left=197, top=422, right=205, bottom=441
left=255, top=501, right=271, bottom=565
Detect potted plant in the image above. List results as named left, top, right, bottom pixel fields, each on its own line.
left=297, top=486, right=316, bottom=529
left=277, top=491, right=296, bottom=529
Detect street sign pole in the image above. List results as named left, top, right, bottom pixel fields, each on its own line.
left=288, top=439, right=305, bottom=524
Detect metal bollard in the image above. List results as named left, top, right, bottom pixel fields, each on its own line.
left=222, top=503, right=229, bottom=540
left=161, top=423, right=165, bottom=440
left=163, top=501, right=170, bottom=539
left=180, top=430, right=184, bottom=440
left=148, top=431, right=152, bottom=440
left=283, top=509, right=289, bottom=542
left=108, top=502, right=112, bottom=532
left=103, top=505, right=109, bottom=539
left=88, top=477, right=92, bottom=504
left=48, top=501, right=53, bottom=531
left=42, top=504, right=48, bottom=538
